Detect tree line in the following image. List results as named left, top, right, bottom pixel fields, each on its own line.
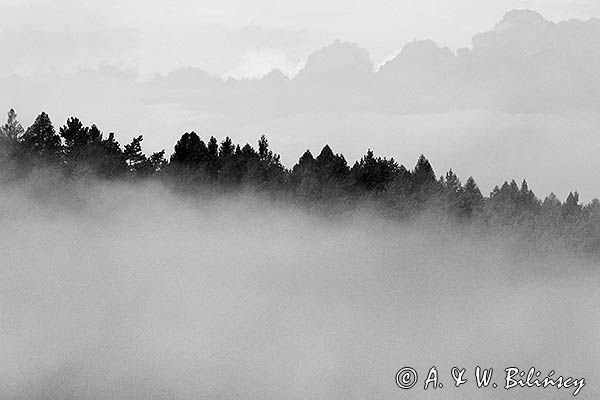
left=1, top=109, right=599, bottom=258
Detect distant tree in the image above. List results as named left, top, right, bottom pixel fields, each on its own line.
left=412, top=155, right=436, bottom=188
left=100, top=132, right=129, bottom=178
left=6, top=109, right=600, bottom=259
left=290, top=150, right=319, bottom=201
left=60, top=117, right=90, bottom=173
left=1, top=109, right=24, bottom=140
left=258, top=135, right=269, bottom=160
left=378, top=164, right=415, bottom=219
left=206, top=136, right=220, bottom=179
left=147, top=150, right=168, bottom=173
left=60, top=117, right=87, bottom=149
left=459, top=176, right=483, bottom=219
left=170, top=131, right=207, bottom=167
left=124, top=135, right=149, bottom=176
left=351, top=149, right=400, bottom=193
left=409, top=155, right=440, bottom=206
left=21, top=112, right=63, bottom=167
left=60, top=118, right=130, bottom=178
left=441, top=169, right=462, bottom=217
left=135, top=150, right=167, bottom=178
left=254, top=135, right=287, bottom=190
left=517, top=180, right=540, bottom=214
left=291, top=150, right=315, bottom=185
left=315, top=145, right=350, bottom=184
left=0, top=109, right=24, bottom=177
left=444, top=169, right=461, bottom=193
left=219, top=136, right=234, bottom=158
left=562, top=192, right=582, bottom=220
left=578, top=199, right=600, bottom=256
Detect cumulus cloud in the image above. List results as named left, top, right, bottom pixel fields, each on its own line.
left=226, top=48, right=302, bottom=79
left=2, top=10, right=600, bottom=200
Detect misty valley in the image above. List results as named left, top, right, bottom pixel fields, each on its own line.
left=0, top=107, right=598, bottom=399
left=2, top=6, right=600, bottom=399
left=1, top=109, right=599, bottom=260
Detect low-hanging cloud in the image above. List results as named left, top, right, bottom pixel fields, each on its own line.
left=0, top=178, right=597, bottom=399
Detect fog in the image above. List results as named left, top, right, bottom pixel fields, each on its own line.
left=0, top=179, right=597, bottom=399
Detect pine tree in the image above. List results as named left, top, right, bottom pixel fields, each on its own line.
left=124, top=135, right=147, bottom=175
left=219, top=137, right=234, bottom=158
left=206, top=136, right=220, bottom=179
left=351, top=149, right=400, bottom=193
left=460, top=177, right=483, bottom=219
left=562, top=192, right=582, bottom=220
left=21, top=112, right=63, bottom=166
left=1, top=109, right=24, bottom=140
left=170, top=132, right=207, bottom=167
left=0, top=109, right=24, bottom=176
left=412, top=155, right=436, bottom=187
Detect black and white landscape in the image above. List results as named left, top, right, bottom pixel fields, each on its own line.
left=0, top=1, right=599, bottom=399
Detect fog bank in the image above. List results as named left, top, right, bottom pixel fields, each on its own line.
left=0, top=181, right=598, bottom=399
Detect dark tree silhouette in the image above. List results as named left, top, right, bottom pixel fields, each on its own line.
left=60, top=119, right=129, bottom=178
left=21, top=112, right=62, bottom=168
left=170, top=132, right=208, bottom=167
left=412, top=154, right=436, bottom=188
left=351, top=149, right=400, bottom=193
left=3, top=108, right=600, bottom=259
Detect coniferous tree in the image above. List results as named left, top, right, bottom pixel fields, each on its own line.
left=291, top=150, right=319, bottom=201
left=351, top=149, right=400, bottom=194
left=412, top=155, right=436, bottom=188
left=442, top=169, right=462, bottom=218
left=206, top=136, right=220, bottom=180
left=100, top=132, right=129, bottom=178
left=0, top=109, right=24, bottom=177
left=21, top=112, right=63, bottom=167
left=312, top=145, right=351, bottom=204
left=124, top=135, right=148, bottom=176
left=315, top=145, right=350, bottom=184
left=4, top=109, right=600, bottom=258
left=255, top=135, right=286, bottom=191
left=170, top=132, right=207, bottom=167
left=1, top=109, right=24, bottom=140
left=291, top=150, right=315, bottom=184
left=219, top=137, right=234, bottom=158
left=410, top=155, right=440, bottom=206
left=136, top=150, right=167, bottom=178
left=562, top=192, right=582, bottom=220
left=60, top=118, right=129, bottom=178
left=459, top=176, right=483, bottom=219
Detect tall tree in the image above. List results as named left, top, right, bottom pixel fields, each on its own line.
left=412, top=155, right=436, bottom=188
left=219, top=136, right=234, bottom=158
left=0, top=109, right=24, bottom=176
left=459, top=176, right=483, bottom=219
left=562, top=192, right=582, bottom=220
left=21, top=112, right=63, bottom=166
left=170, top=132, right=207, bottom=167
left=60, top=118, right=130, bottom=178
left=351, top=149, right=400, bottom=193
left=1, top=109, right=24, bottom=140
left=315, top=145, right=350, bottom=185
left=124, top=135, right=147, bottom=175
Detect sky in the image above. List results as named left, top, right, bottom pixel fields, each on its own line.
left=2, top=0, right=599, bottom=78
left=2, top=0, right=600, bottom=200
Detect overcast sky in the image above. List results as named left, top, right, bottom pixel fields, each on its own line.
left=3, top=0, right=600, bottom=200
left=2, top=0, right=599, bottom=78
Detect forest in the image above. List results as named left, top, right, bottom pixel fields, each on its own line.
left=1, top=109, right=599, bottom=259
